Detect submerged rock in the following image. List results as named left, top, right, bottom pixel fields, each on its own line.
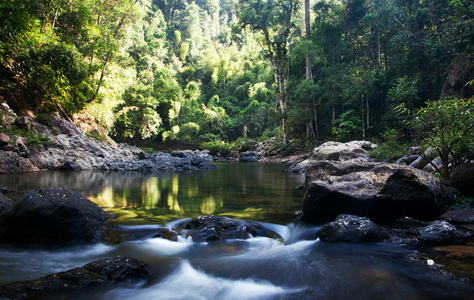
left=0, top=257, right=148, bottom=299
left=301, top=161, right=453, bottom=222
left=0, top=188, right=110, bottom=244
left=318, top=214, right=390, bottom=243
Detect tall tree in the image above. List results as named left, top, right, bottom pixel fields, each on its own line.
left=237, top=0, right=300, bottom=143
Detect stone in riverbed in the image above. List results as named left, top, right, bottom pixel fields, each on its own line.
left=0, top=257, right=148, bottom=299
left=301, top=161, right=453, bottom=222
left=318, top=214, right=390, bottom=243
left=412, top=220, right=470, bottom=245
left=176, top=215, right=261, bottom=242
left=0, top=187, right=110, bottom=244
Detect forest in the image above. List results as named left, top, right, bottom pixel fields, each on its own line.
left=0, top=0, right=473, bottom=154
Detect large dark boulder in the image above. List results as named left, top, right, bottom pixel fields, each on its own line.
left=318, top=214, right=390, bottom=243
left=302, top=161, right=453, bottom=222
left=0, top=188, right=110, bottom=244
left=0, top=257, right=148, bottom=299
left=450, top=162, right=474, bottom=197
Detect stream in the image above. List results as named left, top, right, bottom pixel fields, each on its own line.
left=0, top=163, right=473, bottom=299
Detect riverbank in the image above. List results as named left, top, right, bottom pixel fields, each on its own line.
left=0, top=110, right=216, bottom=173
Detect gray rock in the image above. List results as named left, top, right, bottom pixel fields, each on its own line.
left=301, top=161, right=453, bottom=222
left=0, top=116, right=216, bottom=173
left=0, top=188, right=110, bottom=244
left=239, top=151, right=263, bottom=162
left=284, top=141, right=377, bottom=173
left=318, top=214, right=390, bottom=243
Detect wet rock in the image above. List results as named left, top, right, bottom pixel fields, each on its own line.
left=0, top=188, right=110, bottom=244
left=440, top=208, right=474, bottom=224
left=318, top=214, right=390, bottom=243
left=413, top=221, right=470, bottom=245
left=0, top=257, right=148, bottom=299
left=177, top=215, right=260, bottom=242
left=450, top=162, right=474, bottom=197
left=301, top=161, right=453, bottom=222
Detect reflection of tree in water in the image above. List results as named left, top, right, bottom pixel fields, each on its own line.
left=0, top=164, right=304, bottom=225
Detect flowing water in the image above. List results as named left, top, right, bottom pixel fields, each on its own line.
left=0, top=163, right=473, bottom=299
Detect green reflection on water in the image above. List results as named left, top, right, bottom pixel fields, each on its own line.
left=0, top=163, right=305, bottom=225
left=85, top=163, right=304, bottom=225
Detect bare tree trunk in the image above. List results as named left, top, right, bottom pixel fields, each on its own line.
left=51, top=8, right=59, bottom=37
left=305, top=0, right=312, bottom=80
left=361, top=94, right=365, bottom=140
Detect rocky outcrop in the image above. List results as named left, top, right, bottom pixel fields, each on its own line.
left=0, top=257, right=148, bottom=299
left=301, top=161, right=453, bottom=222
left=0, top=188, right=110, bottom=244
left=284, top=141, right=378, bottom=173
left=318, top=214, right=390, bottom=243
left=0, top=115, right=216, bottom=173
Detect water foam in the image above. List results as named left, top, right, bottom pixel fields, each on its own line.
left=104, top=260, right=299, bottom=300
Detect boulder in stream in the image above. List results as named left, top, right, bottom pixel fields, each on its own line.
left=0, top=187, right=110, bottom=244
left=0, top=257, right=148, bottom=299
left=301, top=161, right=453, bottom=222
left=318, top=214, right=390, bottom=243
left=176, top=215, right=262, bottom=242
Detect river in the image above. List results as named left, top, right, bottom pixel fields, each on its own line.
left=0, top=163, right=473, bottom=299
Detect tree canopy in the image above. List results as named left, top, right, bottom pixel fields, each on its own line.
left=0, top=0, right=472, bottom=151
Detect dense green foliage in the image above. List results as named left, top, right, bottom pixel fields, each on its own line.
left=1, top=0, right=473, bottom=150
left=397, top=98, right=474, bottom=179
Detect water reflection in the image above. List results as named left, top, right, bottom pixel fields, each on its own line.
left=0, top=163, right=304, bottom=225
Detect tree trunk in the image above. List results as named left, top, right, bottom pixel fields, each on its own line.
left=305, top=0, right=312, bottom=80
